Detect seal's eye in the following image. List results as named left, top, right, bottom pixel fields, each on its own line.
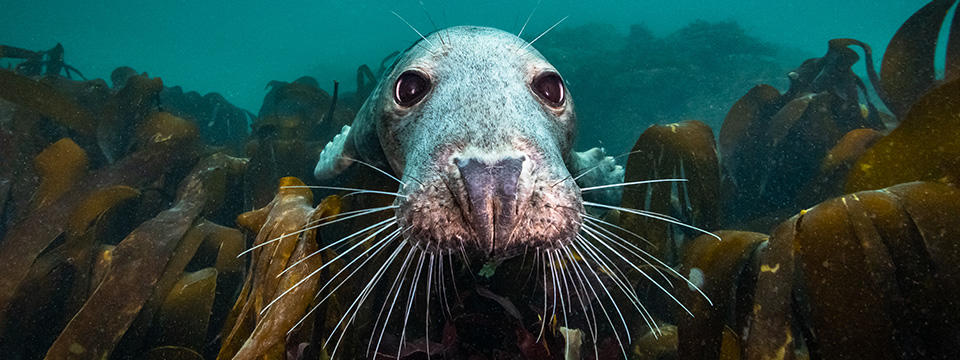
left=394, top=70, right=430, bottom=107
left=533, top=72, right=565, bottom=107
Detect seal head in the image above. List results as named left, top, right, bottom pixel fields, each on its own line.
left=316, top=26, right=622, bottom=262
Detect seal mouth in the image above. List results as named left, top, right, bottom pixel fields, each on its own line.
left=397, top=148, right=583, bottom=261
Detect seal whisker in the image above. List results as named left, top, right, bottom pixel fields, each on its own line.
left=580, top=223, right=672, bottom=286
left=583, top=201, right=722, bottom=242
left=336, top=155, right=412, bottom=186
left=575, top=234, right=657, bottom=338
left=371, top=246, right=419, bottom=357
left=438, top=253, right=452, bottom=318
left=313, top=228, right=402, bottom=308
left=397, top=250, right=427, bottom=358
left=516, top=0, right=542, bottom=38
left=238, top=205, right=398, bottom=257
left=447, top=254, right=460, bottom=304
left=580, top=213, right=656, bottom=247
left=519, top=15, right=569, bottom=52
left=567, top=241, right=629, bottom=358
left=582, top=219, right=713, bottom=306
left=551, top=250, right=571, bottom=354
left=425, top=252, right=435, bottom=357
left=291, top=229, right=400, bottom=337
left=327, top=240, right=409, bottom=358
left=561, top=246, right=601, bottom=359
left=275, top=216, right=397, bottom=279
left=417, top=0, right=444, bottom=47
left=283, top=185, right=407, bottom=198
left=261, top=218, right=397, bottom=316
left=579, top=178, right=688, bottom=192
left=536, top=249, right=548, bottom=342
left=391, top=11, right=438, bottom=54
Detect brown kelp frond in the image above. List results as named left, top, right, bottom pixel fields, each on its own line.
left=619, top=120, right=720, bottom=264
left=847, top=77, right=960, bottom=192
left=0, top=43, right=85, bottom=79
left=880, top=0, right=958, bottom=118
left=42, top=154, right=247, bottom=360
left=717, top=35, right=892, bottom=227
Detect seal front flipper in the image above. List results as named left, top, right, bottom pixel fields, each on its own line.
left=313, top=125, right=356, bottom=180
left=568, top=147, right=625, bottom=205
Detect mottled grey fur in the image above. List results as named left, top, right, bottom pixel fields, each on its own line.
left=314, top=26, right=623, bottom=260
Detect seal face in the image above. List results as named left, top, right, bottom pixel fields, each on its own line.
left=315, top=26, right=622, bottom=262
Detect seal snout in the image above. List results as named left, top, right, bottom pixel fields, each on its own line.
left=455, top=156, right=525, bottom=257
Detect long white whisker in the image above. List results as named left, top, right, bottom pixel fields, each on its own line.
left=391, top=11, right=438, bottom=51
left=398, top=250, right=427, bottom=359
left=314, top=228, right=402, bottom=306
left=561, top=246, right=599, bottom=358
left=568, top=241, right=628, bottom=358
left=584, top=201, right=721, bottom=242
left=576, top=234, right=659, bottom=337
left=519, top=15, right=569, bottom=52
left=581, top=213, right=655, bottom=247
left=328, top=241, right=408, bottom=358
left=337, top=155, right=408, bottom=186
left=372, top=247, right=419, bottom=357
left=581, top=222, right=672, bottom=285
left=516, top=0, right=542, bottom=38
left=579, top=178, right=688, bottom=192
left=283, top=185, right=407, bottom=198
left=583, top=218, right=713, bottom=305
left=238, top=205, right=397, bottom=257
left=550, top=251, right=570, bottom=355
left=576, top=234, right=655, bottom=340
left=290, top=228, right=401, bottom=336
left=276, top=217, right=397, bottom=278
left=536, top=250, right=548, bottom=342
left=426, top=253, right=435, bottom=358
left=261, top=218, right=397, bottom=316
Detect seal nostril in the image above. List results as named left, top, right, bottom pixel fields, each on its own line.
left=456, top=156, right=525, bottom=255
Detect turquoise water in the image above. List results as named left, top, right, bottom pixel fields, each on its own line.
left=2, top=0, right=929, bottom=113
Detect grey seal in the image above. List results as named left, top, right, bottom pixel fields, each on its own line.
left=314, top=25, right=623, bottom=262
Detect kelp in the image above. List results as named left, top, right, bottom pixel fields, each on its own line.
left=717, top=35, right=889, bottom=227
left=218, top=178, right=340, bottom=360
left=0, top=137, right=197, bottom=328
left=42, top=154, right=246, bottom=360
left=846, top=77, right=960, bottom=192
left=31, top=138, right=90, bottom=210
left=0, top=43, right=85, bottom=79
left=879, top=0, right=957, bottom=117
left=737, top=181, right=960, bottom=359
left=150, top=268, right=219, bottom=352
left=620, top=120, right=720, bottom=263
left=0, top=69, right=97, bottom=134
left=675, top=231, right=766, bottom=359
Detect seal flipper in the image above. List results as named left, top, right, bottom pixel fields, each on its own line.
left=314, top=125, right=356, bottom=180
left=568, top=147, right=625, bottom=205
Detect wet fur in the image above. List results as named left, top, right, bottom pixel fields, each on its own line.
left=315, top=26, right=623, bottom=260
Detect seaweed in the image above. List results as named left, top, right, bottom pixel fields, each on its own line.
left=620, top=120, right=720, bottom=263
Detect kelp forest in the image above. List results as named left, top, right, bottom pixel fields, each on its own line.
left=1, top=1, right=959, bottom=359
